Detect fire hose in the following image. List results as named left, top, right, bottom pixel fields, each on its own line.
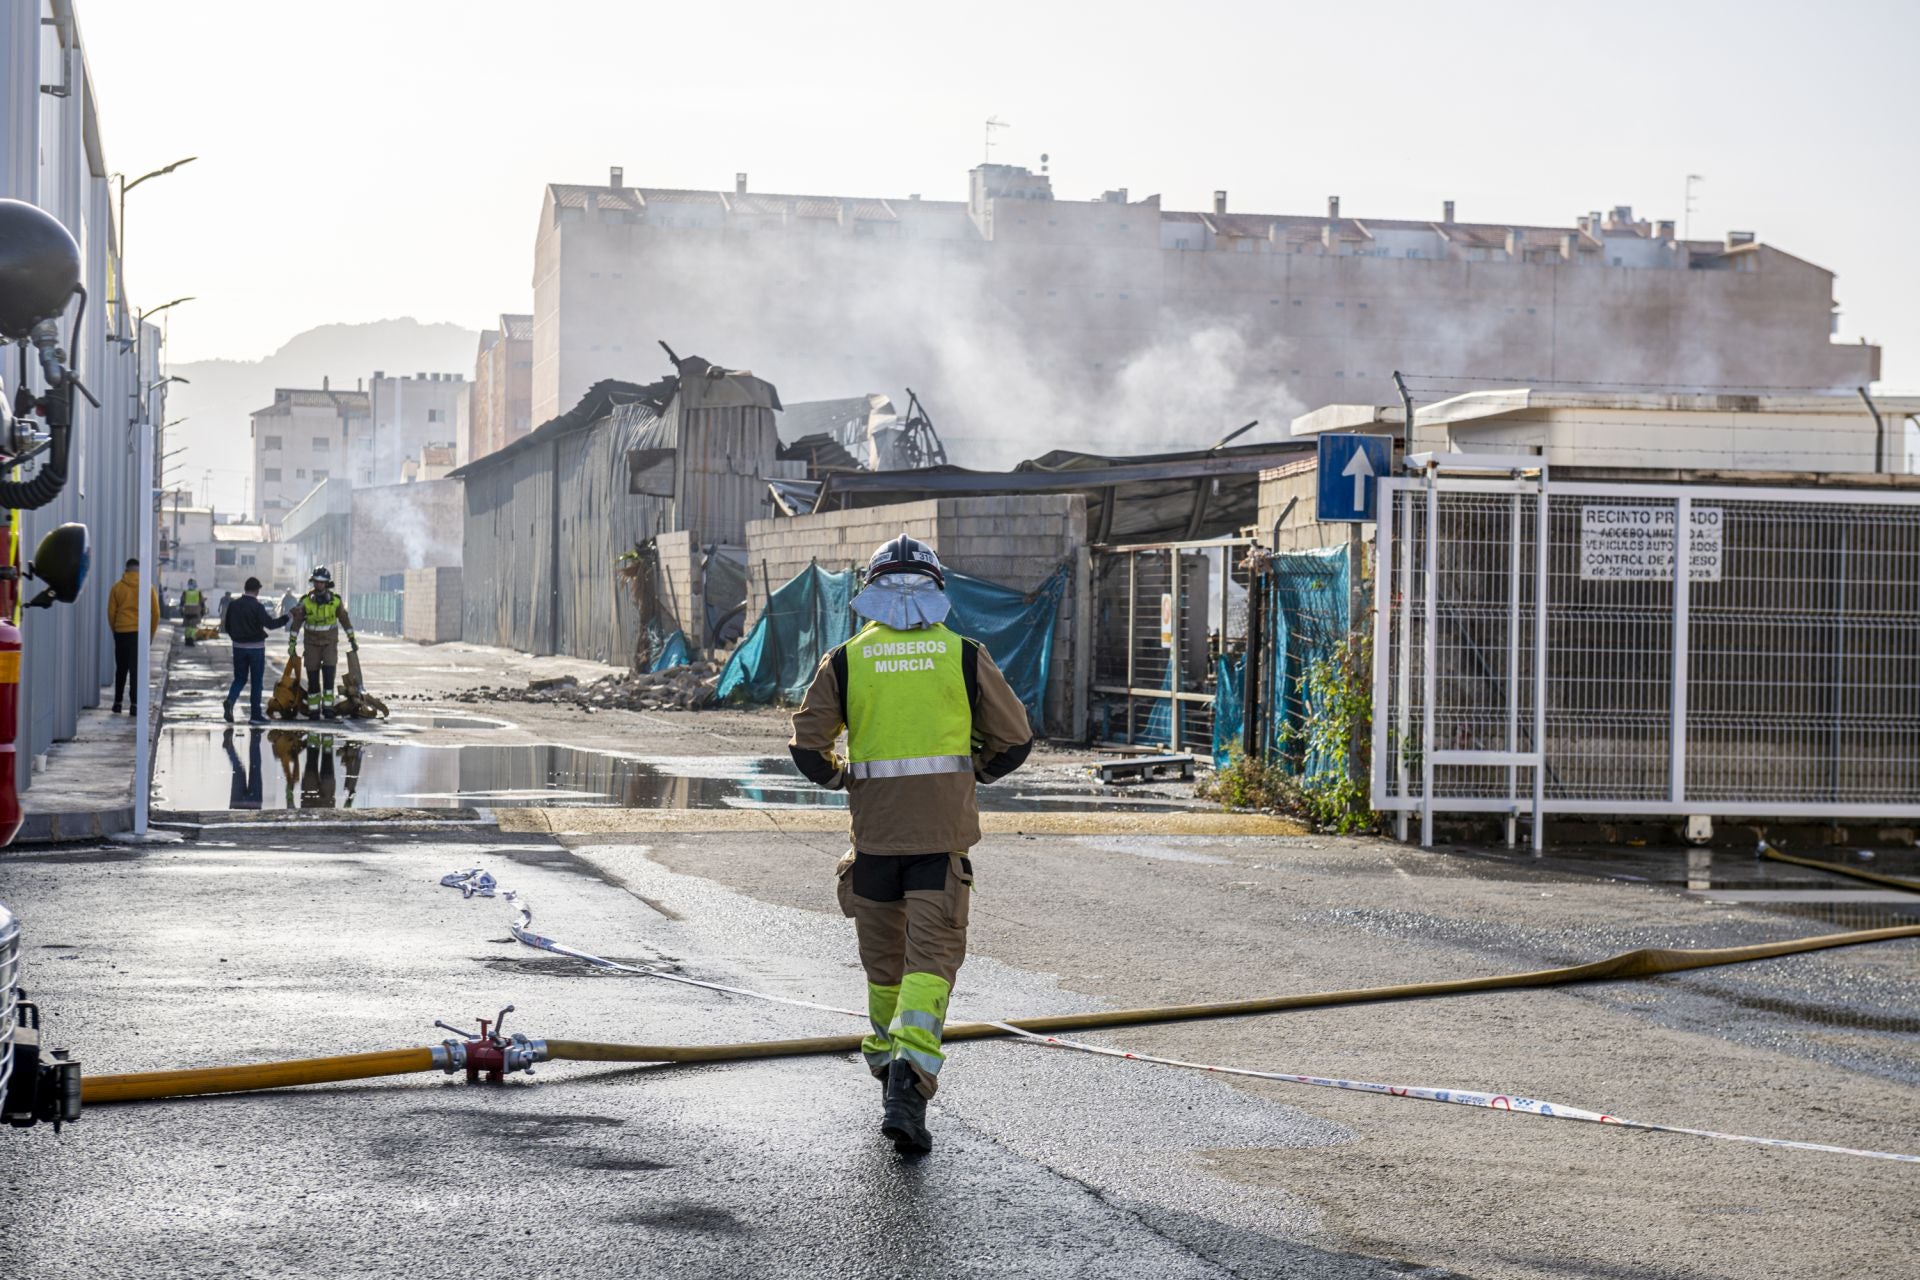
left=79, top=913, right=1920, bottom=1163
left=1758, top=840, right=1920, bottom=894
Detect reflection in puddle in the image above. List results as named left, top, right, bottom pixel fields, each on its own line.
left=155, top=727, right=841, bottom=812
left=153, top=727, right=1203, bottom=816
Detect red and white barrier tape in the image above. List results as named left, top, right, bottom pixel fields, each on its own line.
left=503, top=890, right=864, bottom=1019
left=985, top=1021, right=1920, bottom=1165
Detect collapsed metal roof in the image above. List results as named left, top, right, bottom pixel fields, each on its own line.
left=800, top=441, right=1312, bottom=543
left=449, top=354, right=781, bottom=481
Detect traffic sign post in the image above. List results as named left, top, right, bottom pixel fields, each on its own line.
left=1315, top=433, right=1393, bottom=523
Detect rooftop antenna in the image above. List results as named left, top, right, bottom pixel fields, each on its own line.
left=984, top=116, right=1011, bottom=163
left=1683, top=173, right=1704, bottom=240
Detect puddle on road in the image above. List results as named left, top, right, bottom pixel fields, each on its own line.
left=152, top=725, right=1197, bottom=816
left=153, top=727, right=842, bottom=812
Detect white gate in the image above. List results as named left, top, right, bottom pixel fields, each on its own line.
left=1372, top=454, right=1920, bottom=847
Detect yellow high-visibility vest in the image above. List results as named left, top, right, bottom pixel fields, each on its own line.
left=844, top=621, right=972, bottom=780
left=301, top=594, right=341, bottom=633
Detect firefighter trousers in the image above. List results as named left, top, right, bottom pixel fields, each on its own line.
left=836, top=850, right=973, bottom=1098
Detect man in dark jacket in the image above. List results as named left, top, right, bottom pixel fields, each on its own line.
left=222, top=577, right=290, bottom=724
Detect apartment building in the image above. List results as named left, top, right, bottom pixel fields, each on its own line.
left=249, top=386, right=368, bottom=531
left=362, top=371, right=468, bottom=483
left=470, top=313, right=534, bottom=461
left=530, top=165, right=1879, bottom=461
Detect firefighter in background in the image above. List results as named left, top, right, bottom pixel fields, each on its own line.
left=180, top=577, right=205, bottom=646
left=789, top=535, right=1034, bottom=1155
left=287, top=566, right=357, bottom=718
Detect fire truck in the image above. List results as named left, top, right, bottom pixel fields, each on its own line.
left=0, top=196, right=105, bottom=1131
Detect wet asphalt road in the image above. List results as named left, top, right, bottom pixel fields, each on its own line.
left=0, top=825, right=1438, bottom=1280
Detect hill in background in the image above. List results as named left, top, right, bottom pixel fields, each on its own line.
left=163, top=317, right=481, bottom=514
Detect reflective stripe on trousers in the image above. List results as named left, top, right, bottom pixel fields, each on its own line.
left=862, top=981, right=899, bottom=1077
left=846, top=755, right=973, bottom=780
left=886, top=971, right=952, bottom=1083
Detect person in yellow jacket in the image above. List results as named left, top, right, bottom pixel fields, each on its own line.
left=286, top=566, right=357, bottom=718
left=790, top=535, right=1034, bottom=1154
left=105, top=557, right=159, bottom=714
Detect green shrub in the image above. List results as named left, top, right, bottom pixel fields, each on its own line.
left=1200, top=632, right=1382, bottom=835
left=1197, top=747, right=1303, bottom=813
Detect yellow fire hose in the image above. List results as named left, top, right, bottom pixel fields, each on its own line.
left=82, top=924, right=1920, bottom=1106
left=84, top=1048, right=437, bottom=1105
left=1759, top=843, right=1920, bottom=894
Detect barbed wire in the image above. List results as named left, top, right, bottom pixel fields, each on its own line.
left=1393, top=372, right=1900, bottom=395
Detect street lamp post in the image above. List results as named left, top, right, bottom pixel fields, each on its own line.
left=132, top=371, right=189, bottom=837
left=116, top=156, right=195, bottom=838
left=116, top=156, right=196, bottom=281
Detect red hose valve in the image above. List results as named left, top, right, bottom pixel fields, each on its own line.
left=430, top=1005, right=546, bottom=1084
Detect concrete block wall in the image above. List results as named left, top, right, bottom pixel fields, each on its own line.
left=744, top=500, right=940, bottom=625
left=350, top=479, right=464, bottom=594
left=744, top=495, right=1087, bottom=733
left=651, top=529, right=704, bottom=655
left=402, top=567, right=464, bottom=643
left=1257, top=460, right=1331, bottom=552
left=1257, top=455, right=1389, bottom=554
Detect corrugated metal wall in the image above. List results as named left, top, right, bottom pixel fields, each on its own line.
left=676, top=404, right=783, bottom=547
left=3, top=3, right=150, bottom=791
left=550, top=402, right=666, bottom=663
left=461, top=446, right=553, bottom=655
left=463, top=403, right=664, bottom=660
left=460, top=390, right=789, bottom=664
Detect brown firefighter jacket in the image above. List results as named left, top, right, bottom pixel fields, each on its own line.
left=790, top=632, right=1034, bottom=855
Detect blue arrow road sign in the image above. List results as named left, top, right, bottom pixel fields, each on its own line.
left=1315, top=433, right=1393, bottom=522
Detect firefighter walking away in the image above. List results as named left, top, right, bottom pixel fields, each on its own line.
left=789, top=535, right=1034, bottom=1154
left=287, top=566, right=357, bottom=718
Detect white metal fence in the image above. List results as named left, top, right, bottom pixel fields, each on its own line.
left=1373, top=459, right=1920, bottom=845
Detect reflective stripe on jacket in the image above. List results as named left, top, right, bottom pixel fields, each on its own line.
left=299, top=593, right=341, bottom=633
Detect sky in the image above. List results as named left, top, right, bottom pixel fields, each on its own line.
left=77, top=0, right=1920, bottom=388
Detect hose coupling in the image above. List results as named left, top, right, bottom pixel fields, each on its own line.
left=429, top=1006, right=545, bottom=1084
left=29, top=319, right=68, bottom=389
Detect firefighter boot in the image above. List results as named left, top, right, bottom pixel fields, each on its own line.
left=881, top=1059, right=932, bottom=1154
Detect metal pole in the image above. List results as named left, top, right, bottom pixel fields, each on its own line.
left=134, top=407, right=154, bottom=836
left=1125, top=552, right=1136, bottom=746
left=1245, top=563, right=1264, bottom=761
left=1169, top=549, right=1183, bottom=753
left=1397, top=378, right=1413, bottom=852
left=1506, top=490, right=1521, bottom=848
left=1669, top=496, right=1692, bottom=808
left=1370, top=479, right=1393, bottom=812
left=1419, top=466, right=1438, bottom=847
left=1857, top=387, right=1886, bottom=476
left=1392, top=371, right=1415, bottom=465
left=1831, top=523, right=1848, bottom=803
left=1395, top=476, right=1413, bottom=841
left=1531, top=470, right=1550, bottom=853
left=1346, top=522, right=1364, bottom=785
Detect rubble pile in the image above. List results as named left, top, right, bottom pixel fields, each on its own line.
left=449, top=661, right=724, bottom=713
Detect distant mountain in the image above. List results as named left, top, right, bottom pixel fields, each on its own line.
left=162, top=317, right=482, bottom=514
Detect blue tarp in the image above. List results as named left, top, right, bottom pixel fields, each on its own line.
left=1267, top=547, right=1350, bottom=778
left=716, top=564, right=857, bottom=706
left=716, top=561, right=1070, bottom=733
left=650, top=630, right=689, bottom=673
left=1211, top=653, right=1245, bottom=768
left=947, top=567, right=1070, bottom=733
